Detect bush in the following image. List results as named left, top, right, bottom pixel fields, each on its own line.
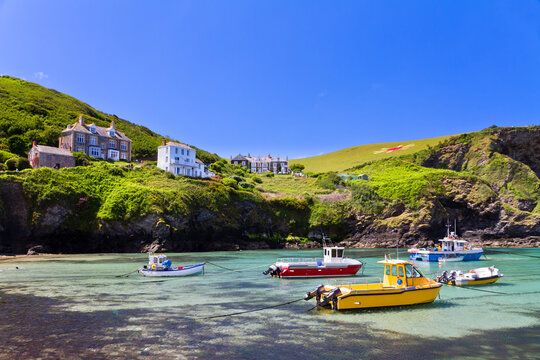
left=5, top=158, right=17, bottom=170
left=238, top=181, right=254, bottom=189
left=16, top=157, right=31, bottom=170
left=251, top=176, right=263, bottom=184
left=222, top=178, right=238, bottom=189
left=0, top=163, right=6, bottom=171
left=316, top=172, right=343, bottom=190
left=269, top=197, right=308, bottom=211
left=73, top=152, right=90, bottom=166
left=265, top=172, right=275, bottom=177
left=230, top=175, right=244, bottom=182
left=8, top=135, right=27, bottom=156
left=109, top=167, right=125, bottom=177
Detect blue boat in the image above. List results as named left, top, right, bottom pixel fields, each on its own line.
left=408, top=223, right=483, bottom=262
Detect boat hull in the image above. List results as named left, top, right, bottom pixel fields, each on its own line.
left=452, top=275, right=501, bottom=286
left=409, top=250, right=483, bottom=262
left=139, top=263, right=205, bottom=277
left=335, top=286, right=442, bottom=310
left=279, top=264, right=362, bottom=278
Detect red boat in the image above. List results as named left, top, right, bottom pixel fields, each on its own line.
left=263, top=239, right=363, bottom=278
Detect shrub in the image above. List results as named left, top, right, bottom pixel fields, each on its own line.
left=16, top=157, right=31, bottom=170
left=165, top=172, right=175, bottom=179
left=5, top=158, right=17, bottom=170
left=109, top=167, right=125, bottom=177
left=222, top=178, right=238, bottom=189
left=265, top=172, right=275, bottom=177
left=73, top=152, right=90, bottom=166
left=230, top=175, right=244, bottom=182
left=269, top=197, right=308, bottom=211
left=251, top=176, right=263, bottom=184
left=316, top=172, right=343, bottom=190
left=7, top=135, right=27, bottom=156
left=238, top=182, right=254, bottom=189
left=290, top=163, right=305, bottom=172
left=0, top=163, right=5, bottom=171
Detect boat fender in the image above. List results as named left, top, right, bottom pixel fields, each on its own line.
left=470, top=269, right=476, bottom=274
left=143, top=265, right=148, bottom=269
left=177, top=266, right=183, bottom=270
left=151, top=264, right=156, bottom=270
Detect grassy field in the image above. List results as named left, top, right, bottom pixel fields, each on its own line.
left=255, top=175, right=332, bottom=196
left=290, top=135, right=453, bottom=173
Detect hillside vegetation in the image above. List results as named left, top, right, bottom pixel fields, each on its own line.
left=291, top=135, right=452, bottom=173
left=0, top=76, right=219, bottom=163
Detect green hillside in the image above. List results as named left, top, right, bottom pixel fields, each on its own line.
left=291, top=135, right=453, bottom=173
left=0, top=76, right=219, bottom=163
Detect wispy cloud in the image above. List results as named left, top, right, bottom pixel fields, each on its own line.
left=34, top=71, right=48, bottom=80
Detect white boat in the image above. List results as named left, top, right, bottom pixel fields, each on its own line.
left=409, top=221, right=483, bottom=262
left=139, top=254, right=205, bottom=277
left=437, top=266, right=503, bottom=286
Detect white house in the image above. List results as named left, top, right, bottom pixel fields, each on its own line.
left=195, top=158, right=215, bottom=178
left=157, top=141, right=197, bottom=176
left=157, top=141, right=214, bottom=178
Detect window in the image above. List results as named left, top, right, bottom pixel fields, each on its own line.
left=331, top=249, right=337, bottom=257
left=120, top=152, right=127, bottom=160
left=90, top=137, right=97, bottom=146
left=187, top=150, right=190, bottom=156
left=121, top=142, right=127, bottom=151
left=109, top=129, right=115, bottom=137
left=398, top=266, right=404, bottom=277
left=101, top=143, right=105, bottom=150
left=90, top=147, right=100, bottom=157
left=337, top=249, right=344, bottom=258
left=77, top=134, right=84, bottom=143
left=109, top=140, right=116, bottom=149
left=165, top=156, right=168, bottom=162
left=47, top=154, right=51, bottom=161
left=90, top=125, right=96, bottom=134
left=181, top=149, right=184, bottom=155
left=391, top=265, right=397, bottom=276
left=55, top=155, right=59, bottom=161
left=175, top=148, right=178, bottom=154
left=77, top=146, right=83, bottom=152
left=386, top=266, right=390, bottom=275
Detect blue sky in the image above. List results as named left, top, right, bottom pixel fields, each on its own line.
left=1, top=1, right=539, bottom=158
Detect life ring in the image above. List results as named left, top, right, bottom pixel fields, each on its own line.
left=469, top=269, right=476, bottom=274
left=151, top=264, right=156, bottom=270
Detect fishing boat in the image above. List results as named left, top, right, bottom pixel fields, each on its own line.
left=139, top=254, right=205, bottom=277
left=437, top=266, right=503, bottom=286
left=304, top=256, right=442, bottom=310
left=263, top=236, right=363, bottom=278
left=408, top=222, right=483, bottom=262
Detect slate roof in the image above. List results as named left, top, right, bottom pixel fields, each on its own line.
left=34, top=145, right=74, bottom=157
left=62, top=117, right=131, bottom=142
left=232, top=154, right=247, bottom=161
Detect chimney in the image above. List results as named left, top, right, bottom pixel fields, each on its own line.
left=268, top=153, right=271, bottom=158
left=286, top=156, right=288, bottom=161
left=230, top=155, right=232, bottom=160
left=161, top=139, right=166, bottom=146
left=78, top=115, right=85, bottom=125
left=69, top=146, right=72, bottom=151
left=110, top=121, right=116, bottom=129
left=248, top=153, right=250, bottom=157
left=32, top=140, right=36, bottom=147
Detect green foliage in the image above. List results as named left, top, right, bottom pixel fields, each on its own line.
left=290, top=163, right=305, bottom=172
left=269, top=197, right=308, bottom=211
left=222, top=178, right=238, bottom=189
left=0, top=150, right=18, bottom=162
left=251, top=175, right=263, bottom=184
left=265, top=172, right=275, bottom=177
left=8, top=135, right=27, bottom=156
left=16, top=157, right=31, bottom=170
left=5, top=158, right=17, bottom=170
left=349, top=182, right=386, bottom=214
left=73, top=151, right=90, bottom=166
left=238, top=181, right=254, bottom=190
left=316, top=172, right=344, bottom=190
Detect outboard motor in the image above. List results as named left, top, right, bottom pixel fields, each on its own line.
left=263, top=265, right=281, bottom=277
left=437, top=270, right=449, bottom=284
left=304, top=284, right=325, bottom=301
left=317, top=288, right=342, bottom=309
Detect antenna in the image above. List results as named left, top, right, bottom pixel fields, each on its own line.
left=454, top=219, right=457, bottom=236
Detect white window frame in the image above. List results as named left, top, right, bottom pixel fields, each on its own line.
left=77, top=134, right=84, bottom=143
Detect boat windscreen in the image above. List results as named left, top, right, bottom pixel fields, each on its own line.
left=409, top=264, right=425, bottom=278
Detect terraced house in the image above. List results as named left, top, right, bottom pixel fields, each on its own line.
left=58, top=115, right=132, bottom=161
left=230, top=153, right=289, bottom=174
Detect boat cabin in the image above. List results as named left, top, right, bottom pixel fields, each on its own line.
left=438, top=237, right=468, bottom=251
left=323, top=246, right=345, bottom=263
left=378, top=259, right=427, bottom=288
left=148, top=254, right=168, bottom=270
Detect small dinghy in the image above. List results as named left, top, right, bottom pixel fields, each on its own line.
left=437, top=265, right=503, bottom=286
left=139, top=254, right=205, bottom=277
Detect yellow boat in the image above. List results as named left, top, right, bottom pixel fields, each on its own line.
left=304, top=257, right=442, bottom=310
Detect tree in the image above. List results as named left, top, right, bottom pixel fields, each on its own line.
left=290, top=163, right=305, bottom=173
left=8, top=135, right=27, bottom=156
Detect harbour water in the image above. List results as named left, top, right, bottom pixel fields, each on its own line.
left=1, top=248, right=539, bottom=359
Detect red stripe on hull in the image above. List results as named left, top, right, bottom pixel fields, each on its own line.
left=279, top=265, right=362, bottom=278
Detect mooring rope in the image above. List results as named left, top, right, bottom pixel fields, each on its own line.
left=199, top=298, right=305, bottom=319
left=116, top=268, right=141, bottom=277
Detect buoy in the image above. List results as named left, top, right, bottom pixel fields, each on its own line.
left=151, top=264, right=156, bottom=270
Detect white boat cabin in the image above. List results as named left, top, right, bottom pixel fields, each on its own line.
left=323, top=246, right=346, bottom=263
left=438, top=236, right=468, bottom=251
left=148, top=254, right=168, bottom=270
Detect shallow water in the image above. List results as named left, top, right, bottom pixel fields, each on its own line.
left=1, top=248, right=539, bottom=359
